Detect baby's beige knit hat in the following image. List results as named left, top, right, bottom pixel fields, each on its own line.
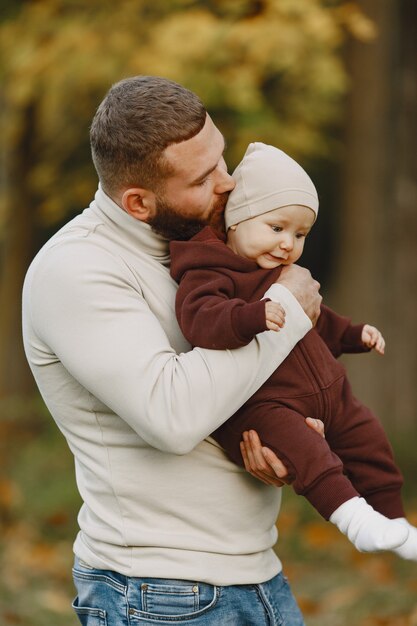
left=225, top=142, right=319, bottom=230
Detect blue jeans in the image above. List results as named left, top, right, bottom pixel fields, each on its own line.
left=72, top=557, right=305, bottom=625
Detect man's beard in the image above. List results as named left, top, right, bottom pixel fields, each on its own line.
left=147, top=193, right=228, bottom=241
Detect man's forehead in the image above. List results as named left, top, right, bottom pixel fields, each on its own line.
left=163, top=117, right=225, bottom=177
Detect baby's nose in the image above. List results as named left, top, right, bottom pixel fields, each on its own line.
left=280, top=234, right=294, bottom=250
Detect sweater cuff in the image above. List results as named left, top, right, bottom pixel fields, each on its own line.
left=263, top=284, right=312, bottom=332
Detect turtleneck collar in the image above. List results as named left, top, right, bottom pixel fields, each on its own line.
left=89, top=185, right=171, bottom=267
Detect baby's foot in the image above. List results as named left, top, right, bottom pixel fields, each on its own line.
left=392, top=519, right=417, bottom=561
left=330, top=497, right=409, bottom=552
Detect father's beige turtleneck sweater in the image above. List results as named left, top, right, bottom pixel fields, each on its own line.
left=22, top=187, right=311, bottom=584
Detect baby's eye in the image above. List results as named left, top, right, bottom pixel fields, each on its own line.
left=296, top=233, right=306, bottom=239
left=271, top=225, right=282, bottom=233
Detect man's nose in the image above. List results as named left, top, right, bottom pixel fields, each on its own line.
left=214, top=162, right=235, bottom=194
left=216, top=172, right=235, bottom=194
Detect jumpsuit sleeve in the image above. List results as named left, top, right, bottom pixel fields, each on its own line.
left=315, top=304, right=370, bottom=358
left=175, top=267, right=269, bottom=349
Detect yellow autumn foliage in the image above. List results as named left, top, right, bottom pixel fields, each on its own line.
left=0, top=0, right=371, bottom=226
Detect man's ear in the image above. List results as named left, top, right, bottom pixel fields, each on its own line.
left=121, top=188, right=156, bottom=222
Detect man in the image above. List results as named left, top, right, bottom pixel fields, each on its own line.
left=22, top=76, right=321, bottom=625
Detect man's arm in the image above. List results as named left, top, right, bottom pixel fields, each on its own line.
left=24, top=241, right=318, bottom=455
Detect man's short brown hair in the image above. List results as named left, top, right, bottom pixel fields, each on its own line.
left=90, top=76, right=207, bottom=198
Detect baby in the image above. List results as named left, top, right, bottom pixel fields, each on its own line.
left=170, top=142, right=417, bottom=559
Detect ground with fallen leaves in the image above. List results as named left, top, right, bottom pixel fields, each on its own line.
left=1, top=401, right=416, bottom=625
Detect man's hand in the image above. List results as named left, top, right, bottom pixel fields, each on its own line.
left=362, top=324, right=385, bottom=355
left=240, top=418, right=325, bottom=487
left=265, top=301, right=286, bottom=332
left=275, top=264, right=322, bottom=326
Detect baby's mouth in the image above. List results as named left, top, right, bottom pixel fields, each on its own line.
left=267, top=253, right=287, bottom=261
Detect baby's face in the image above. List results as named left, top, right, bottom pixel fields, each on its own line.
left=226, top=205, right=315, bottom=269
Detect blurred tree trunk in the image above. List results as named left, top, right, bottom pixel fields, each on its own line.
left=331, top=0, right=417, bottom=431
left=0, top=102, right=38, bottom=397
left=391, top=0, right=417, bottom=430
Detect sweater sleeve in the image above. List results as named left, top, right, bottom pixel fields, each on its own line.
left=175, top=268, right=268, bottom=349
left=23, top=239, right=311, bottom=455
left=315, top=304, right=370, bottom=358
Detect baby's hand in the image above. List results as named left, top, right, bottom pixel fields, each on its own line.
left=265, top=301, right=286, bottom=332
left=362, top=324, right=385, bottom=355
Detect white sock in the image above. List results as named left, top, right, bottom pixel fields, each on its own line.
left=391, top=518, right=417, bottom=561
left=329, top=497, right=409, bottom=552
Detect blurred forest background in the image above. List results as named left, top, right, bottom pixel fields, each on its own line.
left=0, top=0, right=416, bottom=624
